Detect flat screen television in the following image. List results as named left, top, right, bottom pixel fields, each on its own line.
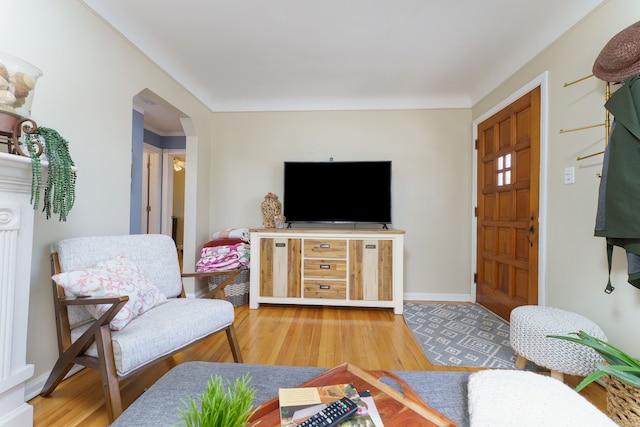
left=283, top=161, right=392, bottom=225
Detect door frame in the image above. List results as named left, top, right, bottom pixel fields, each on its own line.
left=471, top=71, right=549, bottom=306
left=142, top=143, right=163, bottom=234
left=161, top=149, right=186, bottom=238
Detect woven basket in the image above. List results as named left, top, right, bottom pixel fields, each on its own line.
left=208, top=268, right=250, bottom=307
left=605, top=375, right=640, bottom=426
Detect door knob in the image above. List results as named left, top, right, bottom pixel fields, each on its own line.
left=525, top=225, right=535, bottom=247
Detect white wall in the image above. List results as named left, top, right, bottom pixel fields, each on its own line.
left=209, top=110, right=473, bottom=299
left=2, top=0, right=215, bottom=390
left=7, top=0, right=638, bottom=402
left=473, top=0, right=640, bottom=354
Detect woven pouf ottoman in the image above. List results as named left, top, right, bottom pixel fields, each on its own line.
left=510, top=305, right=607, bottom=382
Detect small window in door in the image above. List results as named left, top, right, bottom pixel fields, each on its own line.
left=496, top=153, right=512, bottom=187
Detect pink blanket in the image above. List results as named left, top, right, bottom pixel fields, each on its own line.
left=200, top=243, right=250, bottom=259
left=197, top=231, right=251, bottom=272
left=196, top=251, right=250, bottom=272
left=211, top=228, right=249, bottom=242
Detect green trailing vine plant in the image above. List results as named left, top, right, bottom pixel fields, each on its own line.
left=176, top=373, right=257, bottom=427
left=26, top=126, right=76, bottom=221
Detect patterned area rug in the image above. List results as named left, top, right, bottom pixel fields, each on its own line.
left=403, top=302, right=540, bottom=369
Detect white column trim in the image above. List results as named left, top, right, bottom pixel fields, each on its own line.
left=0, top=152, right=36, bottom=426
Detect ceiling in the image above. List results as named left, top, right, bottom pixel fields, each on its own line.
left=85, top=0, right=605, bottom=134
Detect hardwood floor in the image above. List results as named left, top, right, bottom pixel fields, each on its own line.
left=29, top=303, right=607, bottom=426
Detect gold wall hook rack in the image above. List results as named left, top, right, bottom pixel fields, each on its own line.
left=577, top=150, right=605, bottom=161
left=561, top=75, right=611, bottom=162
left=559, top=123, right=604, bottom=134
left=563, top=74, right=594, bottom=87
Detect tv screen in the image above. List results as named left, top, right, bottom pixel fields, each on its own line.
left=283, top=161, right=392, bottom=225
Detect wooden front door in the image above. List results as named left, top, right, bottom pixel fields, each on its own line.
left=476, top=87, right=540, bottom=320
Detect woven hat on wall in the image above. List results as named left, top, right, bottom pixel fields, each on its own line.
left=593, top=21, right=640, bottom=82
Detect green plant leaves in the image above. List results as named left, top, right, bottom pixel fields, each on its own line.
left=27, top=134, right=42, bottom=208
left=26, top=127, right=76, bottom=221
left=547, top=330, right=640, bottom=391
left=177, top=373, right=257, bottom=427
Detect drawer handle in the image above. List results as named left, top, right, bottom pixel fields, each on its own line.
left=319, top=264, right=331, bottom=269
left=275, top=243, right=286, bottom=247
left=319, top=243, right=330, bottom=248
left=365, top=244, right=377, bottom=249
left=319, top=285, right=331, bottom=290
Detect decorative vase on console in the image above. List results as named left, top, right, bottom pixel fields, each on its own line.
left=261, top=192, right=281, bottom=228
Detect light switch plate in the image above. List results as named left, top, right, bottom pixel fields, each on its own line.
left=564, top=167, right=575, bottom=184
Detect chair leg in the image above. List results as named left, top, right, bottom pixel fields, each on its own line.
left=95, top=325, right=123, bottom=423
left=226, top=324, right=243, bottom=363
left=40, top=356, right=76, bottom=397
left=40, top=323, right=100, bottom=396
left=515, top=354, right=528, bottom=369
left=550, top=370, right=564, bottom=382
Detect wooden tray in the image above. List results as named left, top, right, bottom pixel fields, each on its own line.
left=249, top=363, right=456, bottom=426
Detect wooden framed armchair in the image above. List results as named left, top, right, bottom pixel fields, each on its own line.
left=39, top=234, right=243, bottom=422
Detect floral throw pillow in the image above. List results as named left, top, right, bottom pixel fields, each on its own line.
left=52, top=256, right=168, bottom=331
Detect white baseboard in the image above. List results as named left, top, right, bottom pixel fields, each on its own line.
left=403, top=292, right=474, bottom=303
left=0, top=403, right=33, bottom=427
left=187, top=289, right=208, bottom=298
left=25, top=365, right=84, bottom=401
left=25, top=372, right=48, bottom=401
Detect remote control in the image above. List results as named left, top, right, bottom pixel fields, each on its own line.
left=296, top=397, right=358, bottom=427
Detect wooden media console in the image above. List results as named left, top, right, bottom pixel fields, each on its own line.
left=249, top=228, right=405, bottom=314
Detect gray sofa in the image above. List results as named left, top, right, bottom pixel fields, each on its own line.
left=112, top=361, right=617, bottom=427
left=111, top=361, right=471, bottom=426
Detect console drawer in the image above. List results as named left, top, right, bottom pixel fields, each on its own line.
left=304, top=259, right=346, bottom=279
left=304, top=239, right=347, bottom=258
left=304, top=280, right=346, bottom=299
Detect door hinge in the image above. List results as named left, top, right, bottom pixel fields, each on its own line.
left=475, top=139, right=478, bottom=150
left=474, top=272, right=477, bottom=283
left=474, top=206, right=478, bottom=217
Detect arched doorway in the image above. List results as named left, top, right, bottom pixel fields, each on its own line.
left=130, top=89, right=186, bottom=249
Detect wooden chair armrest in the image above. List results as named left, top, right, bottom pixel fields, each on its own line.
left=60, top=295, right=129, bottom=306
left=182, top=270, right=241, bottom=300
left=60, top=295, right=129, bottom=329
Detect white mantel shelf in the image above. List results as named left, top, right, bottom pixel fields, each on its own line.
left=0, top=151, right=36, bottom=426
